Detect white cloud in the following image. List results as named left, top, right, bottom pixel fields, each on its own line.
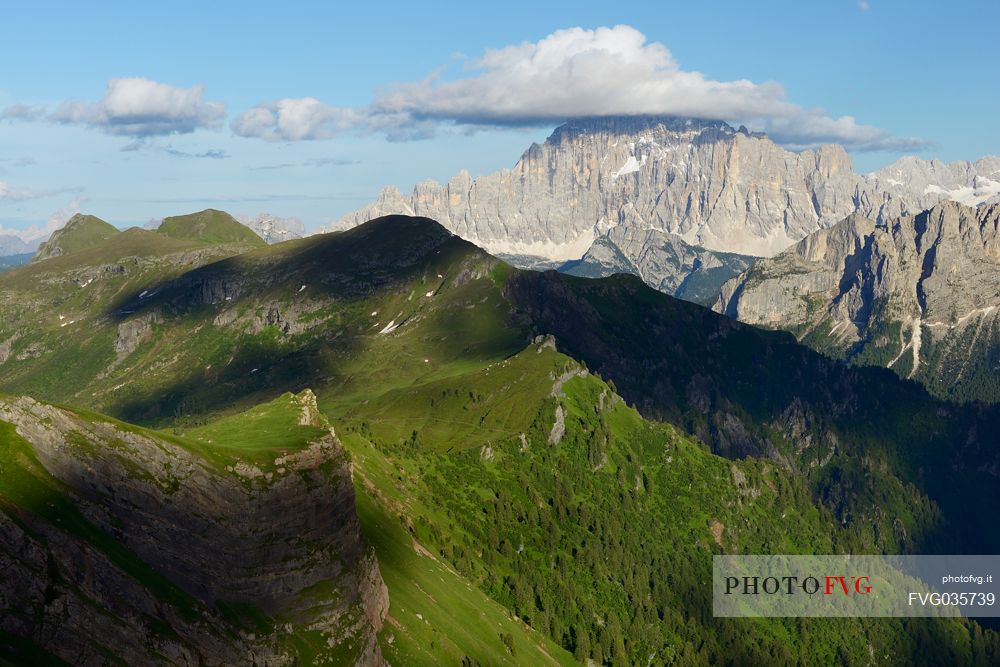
left=0, top=196, right=88, bottom=242
left=368, top=25, right=926, bottom=152
left=231, top=97, right=360, bottom=141
left=233, top=24, right=924, bottom=152
left=50, top=77, right=225, bottom=137
left=753, top=112, right=929, bottom=152
left=372, top=26, right=799, bottom=125
left=0, top=181, right=46, bottom=203
left=858, top=1, right=871, bottom=11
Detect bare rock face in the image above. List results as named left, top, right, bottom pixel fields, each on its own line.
left=114, top=311, right=162, bottom=356
left=334, top=116, right=998, bottom=300
left=716, top=201, right=1000, bottom=402
left=563, top=225, right=755, bottom=305
left=0, top=394, right=387, bottom=665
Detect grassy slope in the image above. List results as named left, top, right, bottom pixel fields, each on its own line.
left=34, top=214, right=120, bottom=261
left=158, top=209, right=266, bottom=247
left=336, top=343, right=997, bottom=665
left=0, top=227, right=264, bottom=405
left=349, top=435, right=575, bottom=666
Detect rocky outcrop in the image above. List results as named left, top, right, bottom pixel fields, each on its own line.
left=715, top=201, right=1000, bottom=402
left=0, top=394, right=387, bottom=665
left=115, top=312, right=161, bottom=356
left=336, top=116, right=998, bottom=261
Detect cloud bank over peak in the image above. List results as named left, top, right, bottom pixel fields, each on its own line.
left=232, top=24, right=926, bottom=152
left=50, top=77, right=226, bottom=137
left=375, top=26, right=797, bottom=125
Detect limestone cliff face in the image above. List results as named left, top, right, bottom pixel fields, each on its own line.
left=0, top=394, right=387, bottom=666
left=335, top=116, right=999, bottom=272
left=716, top=201, right=1000, bottom=402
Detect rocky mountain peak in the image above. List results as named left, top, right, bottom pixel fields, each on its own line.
left=33, top=213, right=120, bottom=262
left=544, top=115, right=737, bottom=145
left=158, top=209, right=266, bottom=247
left=63, top=213, right=105, bottom=229
left=336, top=118, right=1000, bottom=305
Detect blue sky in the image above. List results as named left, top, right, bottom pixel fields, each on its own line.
left=1, top=0, right=997, bottom=237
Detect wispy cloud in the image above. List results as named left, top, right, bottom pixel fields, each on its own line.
left=232, top=24, right=926, bottom=152
left=0, top=104, right=44, bottom=121
left=0, top=181, right=72, bottom=203
left=251, top=157, right=358, bottom=170
left=49, top=77, right=225, bottom=137
left=858, top=1, right=871, bottom=12
left=120, top=138, right=229, bottom=159
left=144, top=192, right=371, bottom=204
left=163, top=146, right=229, bottom=159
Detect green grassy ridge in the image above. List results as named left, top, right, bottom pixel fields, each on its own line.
left=158, top=209, right=265, bottom=247
left=19, top=216, right=517, bottom=428
left=179, top=390, right=330, bottom=468
left=0, top=227, right=266, bottom=406
left=33, top=214, right=120, bottom=262
left=158, top=384, right=576, bottom=665
left=336, top=344, right=998, bottom=665
left=2, top=215, right=995, bottom=557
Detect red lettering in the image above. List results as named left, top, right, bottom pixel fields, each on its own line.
left=824, top=576, right=850, bottom=595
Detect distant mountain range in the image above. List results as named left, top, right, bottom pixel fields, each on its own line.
left=717, top=200, right=1000, bottom=402
left=0, top=233, right=44, bottom=257
left=237, top=212, right=306, bottom=244
left=335, top=115, right=1000, bottom=302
